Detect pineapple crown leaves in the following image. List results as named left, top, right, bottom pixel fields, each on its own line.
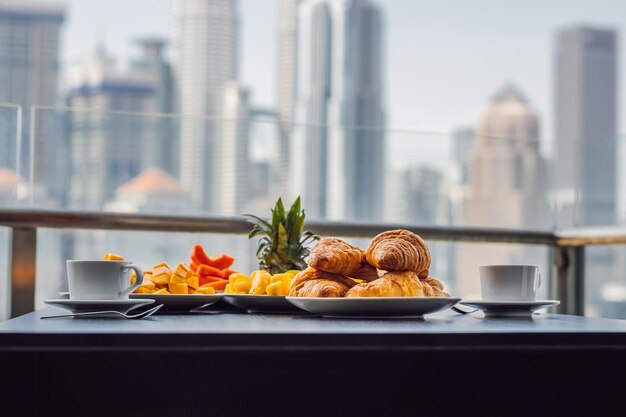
left=244, top=197, right=319, bottom=273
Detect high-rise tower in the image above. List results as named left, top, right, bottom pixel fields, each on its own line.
left=0, top=1, right=65, bottom=199
left=290, top=0, right=385, bottom=221
left=555, top=25, right=617, bottom=227
left=171, top=0, right=238, bottom=211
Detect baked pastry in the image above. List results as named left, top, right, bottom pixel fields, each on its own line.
left=366, top=230, right=431, bottom=277
left=421, top=277, right=449, bottom=297
left=308, top=238, right=365, bottom=277
left=345, top=271, right=424, bottom=297
left=289, top=267, right=357, bottom=297
left=350, top=264, right=380, bottom=282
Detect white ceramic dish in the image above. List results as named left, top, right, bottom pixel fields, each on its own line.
left=222, top=293, right=308, bottom=314
left=44, top=298, right=155, bottom=315
left=130, top=293, right=224, bottom=312
left=458, top=299, right=560, bottom=317
left=285, top=296, right=461, bottom=318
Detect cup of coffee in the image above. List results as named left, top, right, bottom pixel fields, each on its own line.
left=67, top=260, right=144, bottom=300
left=479, top=264, right=541, bottom=301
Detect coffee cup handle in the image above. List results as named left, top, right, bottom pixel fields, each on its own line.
left=120, top=264, right=144, bottom=298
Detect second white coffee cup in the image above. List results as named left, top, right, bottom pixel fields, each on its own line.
left=67, top=260, right=144, bottom=301
left=479, top=264, right=541, bottom=301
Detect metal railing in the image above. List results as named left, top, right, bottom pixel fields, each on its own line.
left=2, top=209, right=625, bottom=318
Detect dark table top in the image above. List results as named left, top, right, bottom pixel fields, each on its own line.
left=2, top=307, right=626, bottom=350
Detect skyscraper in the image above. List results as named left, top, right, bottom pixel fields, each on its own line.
left=466, top=85, right=546, bottom=229
left=66, top=46, right=156, bottom=209
left=171, top=0, right=238, bottom=212
left=220, top=80, right=250, bottom=215
left=275, top=0, right=300, bottom=198
left=0, top=1, right=65, bottom=196
left=459, top=84, right=547, bottom=298
left=290, top=0, right=385, bottom=221
left=555, top=25, right=617, bottom=227
left=129, top=37, right=176, bottom=176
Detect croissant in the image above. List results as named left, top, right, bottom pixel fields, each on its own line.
left=350, top=264, right=380, bottom=282
left=421, top=277, right=450, bottom=297
left=308, top=238, right=365, bottom=276
left=366, top=230, right=431, bottom=277
left=345, top=271, right=424, bottom=297
left=289, top=267, right=357, bottom=297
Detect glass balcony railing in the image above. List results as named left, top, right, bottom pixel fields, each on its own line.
left=0, top=104, right=625, bottom=321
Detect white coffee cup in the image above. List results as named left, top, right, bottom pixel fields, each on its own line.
left=479, top=264, right=541, bottom=301
left=67, top=260, right=144, bottom=301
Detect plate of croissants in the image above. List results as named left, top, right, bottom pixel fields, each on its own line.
left=285, top=229, right=460, bottom=318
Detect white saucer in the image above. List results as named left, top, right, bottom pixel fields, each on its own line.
left=44, top=298, right=155, bottom=315
left=459, top=299, right=560, bottom=317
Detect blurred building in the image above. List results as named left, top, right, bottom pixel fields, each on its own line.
left=171, top=0, right=238, bottom=212
left=554, top=26, right=619, bottom=316
left=459, top=84, right=547, bottom=298
left=466, top=84, right=546, bottom=229
left=275, top=0, right=301, bottom=197
left=554, top=25, right=617, bottom=227
left=290, top=0, right=385, bottom=221
left=386, top=165, right=443, bottom=225
left=219, top=81, right=251, bottom=215
left=66, top=46, right=156, bottom=209
left=0, top=1, right=65, bottom=199
left=104, top=167, right=193, bottom=214
left=129, top=37, right=176, bottom=176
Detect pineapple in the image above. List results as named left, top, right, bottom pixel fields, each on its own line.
left=245, top=197, right=319, bottom=274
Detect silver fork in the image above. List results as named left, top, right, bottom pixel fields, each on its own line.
left=41, top=304, right=163, bottom=319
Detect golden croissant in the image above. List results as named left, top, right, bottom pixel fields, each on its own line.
left=307, top=237, right=365, bottom=277
left=421, top=277, right=449, bottom=297
left=350, top=264, right=380, bottom=282
left=289, top=267, right=356, bottom=297
left=366, top=230, right=431, bottom=277
left=345, top=271, right=424, bottom=297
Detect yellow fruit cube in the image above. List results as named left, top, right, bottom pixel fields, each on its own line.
left=168, top=282, right=188, bottom=294
left=153, top=288, right=170, bottom=294
left=188, top=288, right=196, bottom=294
left=195, top=286, right=216, bottom=295
left=173, top=262, right=191, bottom=279
left=186, top=275, right=199, bottom=290
left=170, top=274, right=187, bottom=285
left=139, top=280, right=156, bottom=290
left=104, top=252, right=124, bottom=261
left=133, top=286, right=153, bottom=294
left=152, top=262, right=172, bottom=276
left=152, top=273, right=171, bottom=286
left=249, top=270, right=271, bottom=295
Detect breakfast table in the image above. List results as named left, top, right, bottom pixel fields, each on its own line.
left=1, top=305, right=626, bottom=417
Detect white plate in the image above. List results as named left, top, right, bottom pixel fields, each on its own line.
left=44, top=298, right=155, bottom=315
left=130, top=293, right=224, bottom=312
left=285, top=296, right=461, bottom=318
left=459, top=299, right=560, bottom=317
left=222, top=293, right=308, bottom=314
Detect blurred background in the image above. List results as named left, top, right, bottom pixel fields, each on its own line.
left=0, top=0, right=625, bottom=319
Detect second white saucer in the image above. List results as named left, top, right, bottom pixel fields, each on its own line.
left=458, top=299, right=560, bottom=317
left=44, top=298, right=155, bottom=315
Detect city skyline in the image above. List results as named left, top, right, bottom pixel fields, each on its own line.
left=37, top=0, right=626, bottom=138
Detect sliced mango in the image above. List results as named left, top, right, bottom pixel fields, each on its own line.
left=104, top=252, right=124, bottom=261
left=152, top=273, right=171, bottom=286
left=168, top=282, right=189, bottom=294
left=153, top=288, right=170, bottom=294
left=186, top=275, right=199, bottom=290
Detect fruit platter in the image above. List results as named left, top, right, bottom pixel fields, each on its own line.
left=107, top=196, right=458, bottom=317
